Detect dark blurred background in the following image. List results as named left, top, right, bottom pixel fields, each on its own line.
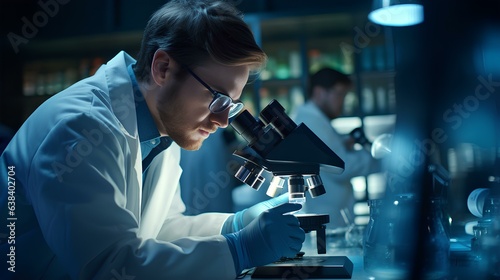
left=1, top=0, right=500, bottom=247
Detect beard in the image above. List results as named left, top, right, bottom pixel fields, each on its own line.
left=153, top=74, right=219, bottom=151
left=156, top=100, right=217, bottom=151
left=156, top=107, right=197, bottom=150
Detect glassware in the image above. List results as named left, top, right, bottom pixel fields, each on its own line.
left=363, top=195, right=450, bottom=279
left=421, top=198, right=450, bottom=280
left=363, top=197, right=413, bottom=279
left=470, top=195, right=500, bottom=278
left=345, top=224, right=365, bottom=248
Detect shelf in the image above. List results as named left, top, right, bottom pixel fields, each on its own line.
left=261, top=40, right=302, bottom=80
left=307, top=37, right=355, bottom=75
left=15, top=12, right=397, bottom=128
left=22, top=56, right=109, bottom=97
left=259, top=85, right=304, bottom=114
left=358, top=71, right=397, bottom=80
left=23, top=31, right=143, bottom=57
left=260, top=78, right=302, bottom=86
left=260, top=13, right=358, bottom=41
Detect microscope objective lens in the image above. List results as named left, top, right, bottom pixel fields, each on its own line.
left=289, top=197, right=306, bottom=205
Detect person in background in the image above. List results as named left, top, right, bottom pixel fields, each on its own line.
left=0, top=1, right=304, bottom=279
left=292, top=67, right=381, bottom=228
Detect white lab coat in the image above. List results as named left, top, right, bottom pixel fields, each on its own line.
left=292, top=101, right=380, bottom=228
left=0, top=51, right=236, bottom=280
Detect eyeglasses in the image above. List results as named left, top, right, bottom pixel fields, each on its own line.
left=185, top=67, right=244, bottom=118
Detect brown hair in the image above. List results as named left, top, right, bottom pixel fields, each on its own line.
left=308, top=68, right=352, bottom=98
left=134, top=0, right=267, bottom=83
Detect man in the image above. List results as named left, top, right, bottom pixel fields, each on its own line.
left=293, top=68, right=381, bottom=228
left=0, top=1, right=304, bottom=279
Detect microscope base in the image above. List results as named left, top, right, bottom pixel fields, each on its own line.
left=251, top=256, right=353, bottom=279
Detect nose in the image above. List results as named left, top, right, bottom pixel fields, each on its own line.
left=209, top=109, right=229, bottom=128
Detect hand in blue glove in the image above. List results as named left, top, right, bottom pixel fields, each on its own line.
left=224, top=203, right=305, bottom=273
left=223, top=193, right=289, bottom=233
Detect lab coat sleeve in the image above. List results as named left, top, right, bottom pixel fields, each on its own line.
left=157, top=186, right=233, bottom=241
left=28, top=113, right=235, bottom=280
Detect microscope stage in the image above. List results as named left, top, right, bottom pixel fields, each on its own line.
left=251, top=256, right=353, bottom=279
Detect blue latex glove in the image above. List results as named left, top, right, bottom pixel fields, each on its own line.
left=224, top=193, right=289, bottom=233
left=224, top=203, right=305, bottom=273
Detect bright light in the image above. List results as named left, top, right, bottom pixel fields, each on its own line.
left=369, top=4, right=424, bottom=27
left=351, top=176, right=367, bottom=192
left=331, top=117, right=362, bottom=135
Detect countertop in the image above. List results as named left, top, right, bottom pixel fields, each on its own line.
left=240, top=226, right=492, bottom=280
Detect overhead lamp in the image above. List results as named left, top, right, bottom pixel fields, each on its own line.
left=368, top=0, right=424, bottom=27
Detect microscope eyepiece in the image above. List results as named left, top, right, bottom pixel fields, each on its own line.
left=259, top=100, right=297, bottom=138
left=231, top=109, right=282, bottom=157
left=230, top=110, right=263, bottom=145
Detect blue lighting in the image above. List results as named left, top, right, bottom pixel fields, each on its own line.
left=369, top=4, right=424, bottom=27
left=476, top=29, right=500, bottom=76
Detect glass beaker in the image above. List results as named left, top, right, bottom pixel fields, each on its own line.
left=363, top=195, right=450, bottom=279
left=420, top=198, right=450, bottom=280
left=363, top=195, right=417, bottom=279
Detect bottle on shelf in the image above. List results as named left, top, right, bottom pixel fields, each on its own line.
left=64, top=67, right=78, bottom=89
left=387, top=82, right=397, bottom=113
left=374, top=45, right=386, bottom=71
left=275, top=50, right=290, bottom=80
left=342, top=50, right=355, bottom=74
left=35, top=74, right=46, bottom=96
left=289, top=51, right=301, bottom=79
left=343, top=91, right=358, bottom=116
left=361, top=86, right=375, bottom=114
left=23, top=71, right=36, bottom=96
left=360, top=47, right=373, bottom=72
left=375, top=86, right=387, bottom=113
left=308, top=49, right=322, bottom=74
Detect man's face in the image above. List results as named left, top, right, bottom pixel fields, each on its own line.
left=155, top=61, right=250, bottom=150
left=321, top=83, right=350, bottom=120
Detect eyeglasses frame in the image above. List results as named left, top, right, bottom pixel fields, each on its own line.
left=185, top=67, right=243, bottom=118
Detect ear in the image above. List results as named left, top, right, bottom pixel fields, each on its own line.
left=150, top=49, right=176, bottom=87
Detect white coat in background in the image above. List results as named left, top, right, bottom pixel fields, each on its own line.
left=0, top=51, right=236, bottom=280
left=292, top=101, right=381, bottom=228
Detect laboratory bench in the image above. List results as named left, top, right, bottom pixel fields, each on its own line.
left=240, top=225, right=493, bottom=280
left=240, top=231, right=370, bottom=280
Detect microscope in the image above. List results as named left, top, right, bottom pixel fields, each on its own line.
left=230, top=100, right=354, bottom=278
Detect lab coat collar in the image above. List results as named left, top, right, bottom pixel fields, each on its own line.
left=102, top=51, right=184, bottom=240
left=104, top=51, right=143, bottom=224
left=127, top=64, right=161, bottom=143
left=105, top=51, right=139, bottom=138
